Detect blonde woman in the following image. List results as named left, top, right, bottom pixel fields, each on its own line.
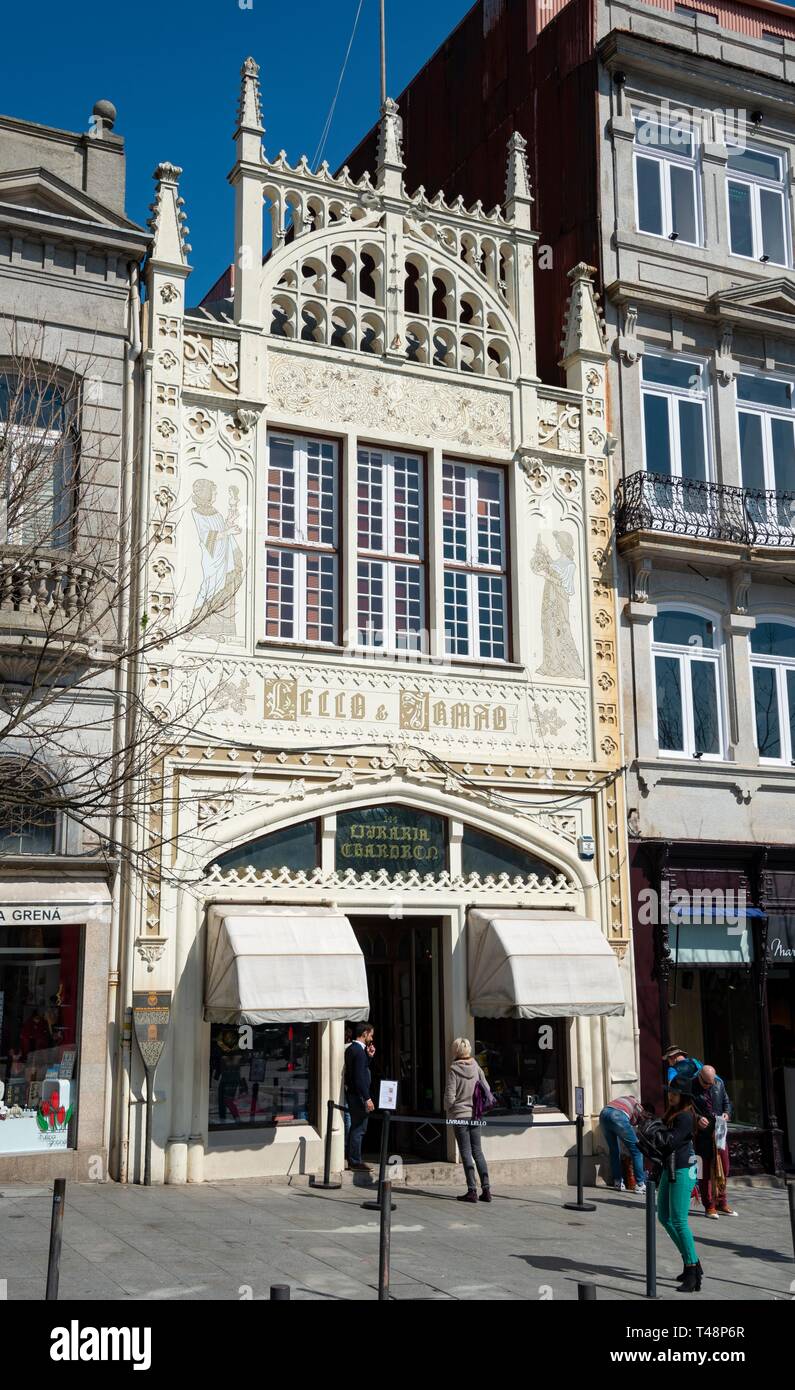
left=444, top=1038, right=492, bottom=1203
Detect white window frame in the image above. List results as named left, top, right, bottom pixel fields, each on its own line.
left=355, top=446, right=426, bottom=654
left=734, top=370, right=795, bottom=492
left=263, top=431, right=339, bottom=646
left=650, top=607, right=726, bottom=761
left=633, top=112, right=701, bottom=246
left=641, top=353, right=712, bottom=481
left=442, top=459, right=508, bottom=663
left=726, top=141, right=790, bottom=266
left=749, top=616, right=795, bottom=765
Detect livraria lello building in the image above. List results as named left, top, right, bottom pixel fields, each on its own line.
left=109, top=58, right=638, bottom=1186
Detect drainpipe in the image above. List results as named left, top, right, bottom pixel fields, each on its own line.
left=114, top=288, right=153, bottom=1184
left=104, top=260, right=141, bottom=1173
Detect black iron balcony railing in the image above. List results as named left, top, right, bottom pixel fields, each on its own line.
left=615, top=471, right=795, bottom=548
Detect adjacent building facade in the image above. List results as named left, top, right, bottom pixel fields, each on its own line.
left=0, top=104, right=149, bottom=1177
left=357, top=0, right=795, bottom=1174
left=113, top=59, right=637, bottom=1186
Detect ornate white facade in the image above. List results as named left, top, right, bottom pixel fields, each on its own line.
left=114, top=60, right=637, bottom=1185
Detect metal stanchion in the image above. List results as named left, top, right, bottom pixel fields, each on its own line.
left=378, top=1178, right=393, bottom=1301
left=45, top=1179, right=66, bottom=1301
left=363, top=1111, right=395, bottom=1211
left=645, top=1177, right=659, bottom=1299
left=578, top=1282, right=596, bottom=1300
left=788, top=1180, right=795, bottom=1261
left=310, top=1098, right=343, bottom=1190
left=270, top=1284, right=291, bottom=1301
left=563, top=1114, right=596, bottom=1212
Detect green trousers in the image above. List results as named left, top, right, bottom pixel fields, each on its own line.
left=657, top=1166, right=699, bottom=1266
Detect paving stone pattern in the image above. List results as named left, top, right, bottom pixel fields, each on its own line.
left=0, top=1180, right=791, bottom=1302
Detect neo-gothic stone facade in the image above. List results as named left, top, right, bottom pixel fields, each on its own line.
left=114, top=59, right=636, bottom=1185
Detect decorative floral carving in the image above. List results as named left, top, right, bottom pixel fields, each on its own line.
left=186, top=408, right=213, bottom=438
left=538, top=399, right=581, bottom=453
left=268, top=354, right=511, bottom=449
left=518, top=454, right=549, bottom=492
left=183, top=334, right=240, bottom=393
left=135, top=938, right=167, bottom=972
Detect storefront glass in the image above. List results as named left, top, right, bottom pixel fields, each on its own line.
left=208, top=1022, right=315, bottom=1130
left=0, top=923, right=81, bottom=1154
left=208, top=820, right=319, bottom=875
left=335, top=805, right=447, bottom=876
left=671, top=967, right=762, bottom=1126
left=473, top=1018, right=563, bottom=1112
left=462, top=826, right=556, bottom=880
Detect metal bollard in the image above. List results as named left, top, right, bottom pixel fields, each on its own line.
left=270, top=1284, right=291, bottom=1301
left=378, top=1179, right=392, bottom=1301
left=563, top=1114, right=596, bottom=1212
left=578, top=1282, right=596, bottom=1300
left=310, top=1098, right=342, bottom=1190
left=645, top=1177, right=658, bottom=1299
left=45, top=1179, right=66, bottom=1301
left=362, top=1111, right=395, bottom=1212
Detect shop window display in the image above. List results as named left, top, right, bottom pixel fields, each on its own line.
left=208, top=1022, right=314, bottom=1130
left=473, top=1017, right=563, bottom=1113
left=0, top=924, right=80, bottom=1154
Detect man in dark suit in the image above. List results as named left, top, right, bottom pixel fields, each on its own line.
left=345, top=1023, right=374, bottom=1171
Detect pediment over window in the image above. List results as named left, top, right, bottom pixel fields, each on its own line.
left=0, top=167, right=142, bottom=233
left=710, top=278, right=795, bottom=325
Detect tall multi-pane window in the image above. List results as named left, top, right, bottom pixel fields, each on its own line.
left=652, top=610, right=723, bottom=759
left=737, top=374, right=795, bottom=537
left=356, top=448, right=425, bottom=651
left=641, top=355, right=710, bottom=498
left=443, top=461, right=507, bottom=661
left=264, top=433, right=338, bottom=644
left=634, top=114, right=699, bottom=245
left=0, top=375, right=73, bottom=547
left=727, top=143, right=788, bottom=265
left=750, top=621, right=795, bottom=763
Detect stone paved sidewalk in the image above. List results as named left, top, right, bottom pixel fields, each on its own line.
left=0, top=1178, right=791, bottom=1301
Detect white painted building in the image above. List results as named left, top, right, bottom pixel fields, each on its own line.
left=114, top=59, right=637, bottom=1186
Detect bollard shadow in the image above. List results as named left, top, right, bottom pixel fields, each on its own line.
left=511, top=1252, right=651, bottom=1287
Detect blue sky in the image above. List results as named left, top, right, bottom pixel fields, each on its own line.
left=0, top=0, right=475, bottom=298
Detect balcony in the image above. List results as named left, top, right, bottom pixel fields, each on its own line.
left=0, top=545, right=112, bottom=676
left=615, top=471, right=795, bottom=575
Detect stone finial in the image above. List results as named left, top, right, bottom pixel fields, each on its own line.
left=91, top=99, right=116, bottom=136
left=559, top=262, right=607, bottom=365
left=236, top=56, right=264, bottom=135
left=505, top=131, right=532, bottom=209
left=376, top=97, right=405, bottom=193
left=148, top=163, right=191, bottom=265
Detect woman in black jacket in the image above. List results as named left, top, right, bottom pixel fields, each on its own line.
left=657, top=1091, right=702, bottom=1292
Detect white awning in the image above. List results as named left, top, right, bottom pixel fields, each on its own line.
left=468, top=909, right=625, bottom=1019
left=204, top=906, right=370, bottom=1024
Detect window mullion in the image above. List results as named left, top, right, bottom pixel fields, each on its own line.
left=295, top=550, right=307, bottom=643
left=468, top=569, right=479, bottom=660
left=662, top=159, right=673, bottom=237
left=684, top=653, right=696, bottom=755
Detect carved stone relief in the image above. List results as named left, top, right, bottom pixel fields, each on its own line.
left=183, top=333, right=240, bottom=394
left=268, top=351, right=512, bottom=449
